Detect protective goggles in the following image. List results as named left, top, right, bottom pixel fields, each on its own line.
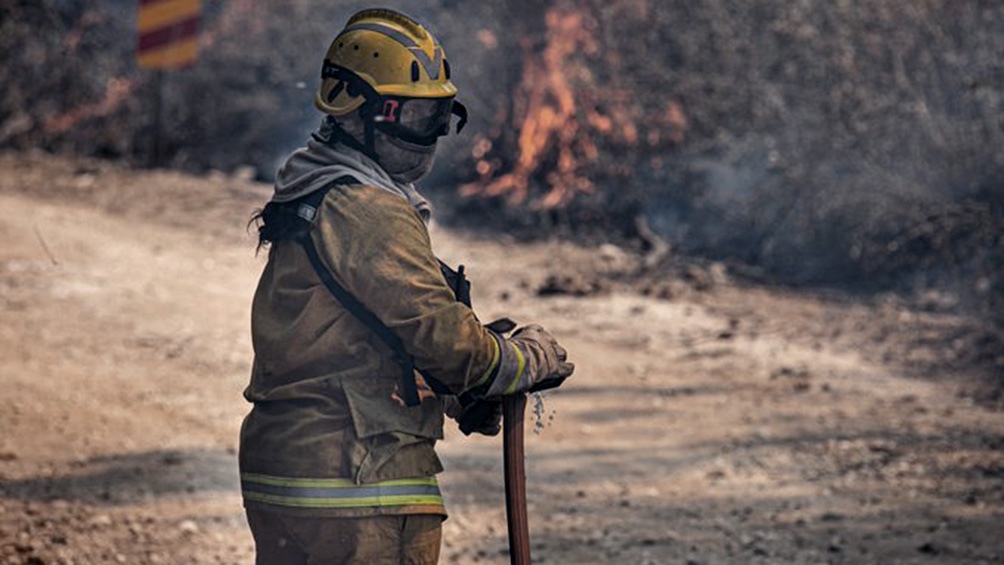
left=320, top=62, right=469, bottom=145
left=373, top=96, right=468, bottom=145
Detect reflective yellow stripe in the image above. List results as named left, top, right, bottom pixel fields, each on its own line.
left=241, top=473, right=437, bottom=489
left=472, top=334, right=501, bottom=387
left=243, top=492, right=445, bottom=509
left=240, top=473, right=444, bottom=510
left=504, top=342, right=527, bottom=395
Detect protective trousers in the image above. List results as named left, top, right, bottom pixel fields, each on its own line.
left=246, top=510, right=442, bottom=565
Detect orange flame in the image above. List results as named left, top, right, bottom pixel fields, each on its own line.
left=462, top=7, right=599, bottom=208
left=462, top=3, right=687, bottom=210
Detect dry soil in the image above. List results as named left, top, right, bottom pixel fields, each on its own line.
left=0, top=153, right=1001, bottom=564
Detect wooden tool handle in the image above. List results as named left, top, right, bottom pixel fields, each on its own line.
left=503, top=393, right=531, bottom=565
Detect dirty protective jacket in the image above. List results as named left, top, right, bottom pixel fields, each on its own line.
left=239, top=181, right=503, bottom=518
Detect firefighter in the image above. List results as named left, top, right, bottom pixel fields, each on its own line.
left=239, top=8, right=574, bottom=564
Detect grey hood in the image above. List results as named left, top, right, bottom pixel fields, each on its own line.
left=271, top=119, right=432, bottom=222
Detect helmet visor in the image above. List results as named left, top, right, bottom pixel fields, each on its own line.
left=374, top=97, right=456, bottom=144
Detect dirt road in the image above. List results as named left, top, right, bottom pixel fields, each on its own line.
left=1, top=153, right=1001, bottom=564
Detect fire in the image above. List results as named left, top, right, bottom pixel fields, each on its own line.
left=461, top=6, right=598, bottom=208
left=461, top=4, right=684, bottom=210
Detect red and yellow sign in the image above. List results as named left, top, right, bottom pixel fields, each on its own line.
left=136, top=0, right=201, bottom=69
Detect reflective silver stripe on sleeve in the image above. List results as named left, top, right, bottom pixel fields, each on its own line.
left=484, top=338, right=528, bottom=397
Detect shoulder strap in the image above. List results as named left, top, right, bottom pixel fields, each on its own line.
left=295, top=176, right=454, bottom=407
left=300, top=230, right=425, bottom=406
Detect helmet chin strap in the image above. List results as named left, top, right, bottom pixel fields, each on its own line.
left=319, top=63, right=384, bottom=162
left=361, top=102, right=379, bottom=162
left=318, top=63, right=464, bottom=173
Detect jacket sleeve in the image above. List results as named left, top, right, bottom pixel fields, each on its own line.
left=309, top=184, right=504, bottom=395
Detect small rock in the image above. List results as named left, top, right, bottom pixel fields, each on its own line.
left=90, top=514, right=113, bottom=527
left=160, top=452, right=184, bottom=466
left=14, top=533, right=34, bottom=553
left=598, top=243, right=631, bottom=270
left=706, top=469, right=727, bottom=480
left=918, top=541, right=947, bottom=556
left=536, top=274, right=606, bottom=297
left=179, top=519, right=199, bottom=535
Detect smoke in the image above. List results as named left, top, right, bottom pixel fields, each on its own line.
left=1, top=0, right=1001, bottom=318
left=604, top=0, right=1004, bottom=319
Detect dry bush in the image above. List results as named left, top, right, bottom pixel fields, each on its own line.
left=1, top=0, right=1001, bottom=324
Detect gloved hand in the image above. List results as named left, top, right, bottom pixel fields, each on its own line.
left=442, top=395, right=502, bottom=436
left=484, top=324, right=574, bottom=397
left=458, top=399, right=503, bottom=436
left=510, top=324, right=575, bottom=391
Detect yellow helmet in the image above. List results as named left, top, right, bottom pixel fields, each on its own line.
left=314, top=8, right=467, bottom=153
left=316, top=8, right=457, bottom=115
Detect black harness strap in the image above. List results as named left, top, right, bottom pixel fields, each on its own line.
left=301, top=229, right=423, bottom=406
left=294, top=177, right=464, bottom=407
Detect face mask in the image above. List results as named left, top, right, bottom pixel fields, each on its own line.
left=376, top=131, right=437, bottom=184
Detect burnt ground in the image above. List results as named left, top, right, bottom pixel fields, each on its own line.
left=0, top=152, right=1001, bottom=564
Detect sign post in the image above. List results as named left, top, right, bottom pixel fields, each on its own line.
left=136, top=0, right=201, bottom=165
left=136, top=0, right=201, bottom=70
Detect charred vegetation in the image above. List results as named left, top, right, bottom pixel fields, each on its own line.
left=2, top=0, right=1001, bottom=349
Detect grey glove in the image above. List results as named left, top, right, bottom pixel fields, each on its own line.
left=483, top=324, right=574, bottom=397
